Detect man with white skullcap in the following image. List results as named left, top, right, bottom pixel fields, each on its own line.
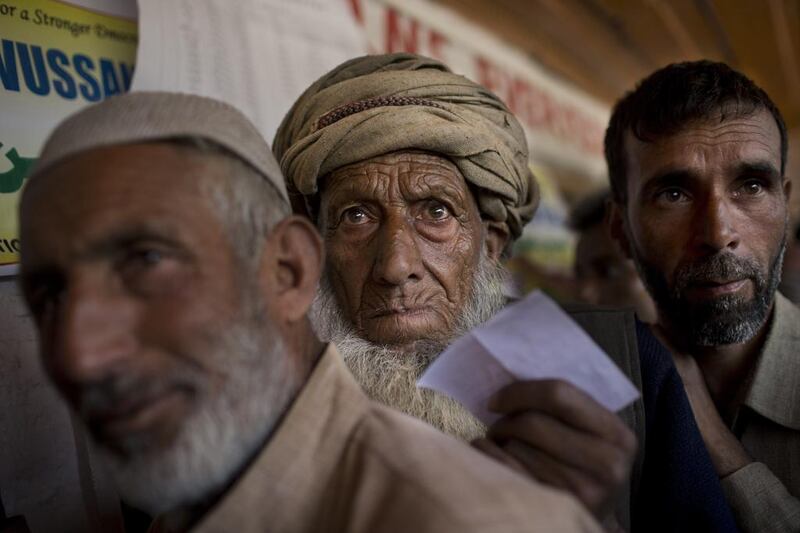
left=18, top=91, right=600, bottom=533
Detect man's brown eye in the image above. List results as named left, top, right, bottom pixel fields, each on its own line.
left=425, top=201, right=451, bottom=220
left=121, top=247, right=165, bottom=272
left=657, top=188, right=687, bottom=203
left=342, top=207, right=370, bottom=225
left=136, top=248, right=163, bottom=266
left=116, top=244, right=179, bottom=288
left=741, top=181, right=764, bottom=195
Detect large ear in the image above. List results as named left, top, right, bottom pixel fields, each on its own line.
left=484, top=220, right=510, bottom=262
left=607, top=200, right=632, bottom=259
left=260, top=215, right=324, bottom=322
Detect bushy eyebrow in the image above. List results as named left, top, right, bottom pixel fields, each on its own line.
left=641, top=158, right=782, bottom=197
left=22, top=224, right=186, bottom=281
left=325, top=173, right=468, bottom=212
left=402, top=178, right=467, bottom=205
left=640, top=170, right=694, bottom=197
left=733, top=161, right=781, bottom=183
left=80, top=225, right=183, bottom=259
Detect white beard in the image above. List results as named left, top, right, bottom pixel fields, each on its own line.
left=311, top=250, right=506, bottom=442
left=92, top=305, right=296, bottom=516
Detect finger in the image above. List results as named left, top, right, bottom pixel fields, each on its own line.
left=502, top=439, right=574, bottom=492
left=503, top=440, right=608, bottom=515
left=471, top=437, right=527, bottom=474
left=489, top=411, right=633, bottom=486
left=489, top=379, right=635, bottom=448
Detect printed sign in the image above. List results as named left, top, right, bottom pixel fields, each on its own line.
left=0, top=0, right=137, bottom=271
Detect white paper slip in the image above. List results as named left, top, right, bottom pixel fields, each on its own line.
left=417, top=290, right=640, bottom=425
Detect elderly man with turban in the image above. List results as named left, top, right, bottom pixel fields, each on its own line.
left=19, top=91, right=602, bottom=533
left=274, top=53, right=638, bottom=527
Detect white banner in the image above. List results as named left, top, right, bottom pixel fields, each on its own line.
left=354, top=0, right=610, bottom=181
left=132, top=0, right=368, bottom=143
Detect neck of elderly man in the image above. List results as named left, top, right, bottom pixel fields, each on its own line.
left=20, top=139, right=326, bottom=531
left=309, top=150, right=509, bottom=441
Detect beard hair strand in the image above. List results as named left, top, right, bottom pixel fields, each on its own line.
left=95, top=299, right=297, bottom=516
left=632, top=235, right=786, bottom=347
left=311, top=249, right=507, bottom=442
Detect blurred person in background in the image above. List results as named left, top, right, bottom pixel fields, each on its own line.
left=778, top=222, right=800, bottom=304
left=19, top=91, right=601, bottom=533
left=570, top=188, right=657, bottom=323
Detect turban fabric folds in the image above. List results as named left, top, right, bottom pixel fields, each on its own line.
left=273, top=53, right=539, bottom=239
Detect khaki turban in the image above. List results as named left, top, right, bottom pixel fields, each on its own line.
left=273, top=53, right=538, bottom=239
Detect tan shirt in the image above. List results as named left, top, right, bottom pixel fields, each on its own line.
left=721, top=293, right=800, bottom=532
left=153, top=344, right=601, bottom=533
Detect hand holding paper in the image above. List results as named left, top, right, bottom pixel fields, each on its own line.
left=417, top=290, right=640, bottom=423
left=418, top=290, right=639, bottom=519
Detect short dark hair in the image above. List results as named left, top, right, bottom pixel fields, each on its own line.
left=605, top=60, right=788, bottom=204
left=569, top=189, right=610, bottom=232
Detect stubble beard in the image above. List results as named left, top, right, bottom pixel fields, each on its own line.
left=311, top=250, right=507, bottom=442
left=91, top=296, right=297, bottom=516
left=632, top=237, right=786, bottom=348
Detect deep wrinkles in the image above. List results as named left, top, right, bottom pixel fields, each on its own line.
left=322, top=152, right=482, bottom=345
left=664, top=117, right=780, bottom=156
left=324, top=162, right=473, bottom=229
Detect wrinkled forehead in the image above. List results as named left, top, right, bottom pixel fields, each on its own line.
left=20, top=144, right=222, bottom=261
left=23, top=142, right=217, bottom=208
left=321, top=151, right=472, bottom=204
left=623, top=109, right=783, bottom=184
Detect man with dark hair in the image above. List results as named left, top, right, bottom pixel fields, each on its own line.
left=569, top=188, right=657, bottom=323
left=607, top=60, right=799, bottom=532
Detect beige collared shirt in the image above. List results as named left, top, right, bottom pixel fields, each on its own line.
left=153, top=344, right=600, bottom=533
left=721, top=293, right=800, bottom=532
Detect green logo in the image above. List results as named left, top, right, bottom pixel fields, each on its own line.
left=0, top=142, right=37, bottom=194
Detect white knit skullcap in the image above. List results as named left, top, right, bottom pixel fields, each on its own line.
left=31, top=91, right=289, bottom=204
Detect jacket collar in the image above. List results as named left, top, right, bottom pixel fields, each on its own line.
left=149, top=344, right=367, bottom=533
left=743, top=293, right=800, bottom=430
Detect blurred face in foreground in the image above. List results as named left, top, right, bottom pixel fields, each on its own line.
left=611, top=109, right=791, bottom=348
left=312, top=151, right=508, bottom=439
left=20, top=144, right=299, bottom=514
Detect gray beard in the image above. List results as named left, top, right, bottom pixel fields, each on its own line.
left=311, top=251, right=507, bottom=442
left=93, top=301, right=296, bottom=516
left=633, top=237, right=786, bottom=348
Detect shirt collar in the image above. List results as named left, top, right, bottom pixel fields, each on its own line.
left=151, top=344, right=366, bottom=533
left=743, top=293, right=800, bottom=430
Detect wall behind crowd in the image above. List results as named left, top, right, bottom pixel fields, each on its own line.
left=0, top=1, right=620, bottom=530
